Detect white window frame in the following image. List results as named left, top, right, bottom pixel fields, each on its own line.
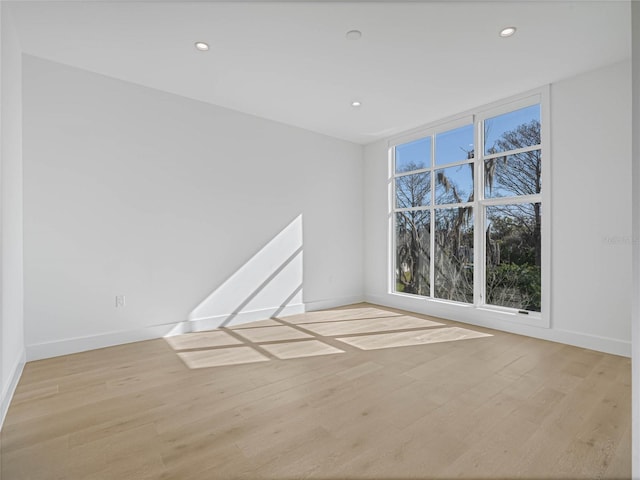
left=391, top=115, right=474, bottom=300
left=388, top=86, right=550, bottom=328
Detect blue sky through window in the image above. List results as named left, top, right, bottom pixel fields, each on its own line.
left=395, top=137, right=431, bottom=173
left=396, top=109, right=540, bottom=204
left=435, top=125, right=474, bottom=166
left=484, top=104, right=540, bottom=155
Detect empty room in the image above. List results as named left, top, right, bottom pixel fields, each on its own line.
left=1, top=1, right=638, bottom=479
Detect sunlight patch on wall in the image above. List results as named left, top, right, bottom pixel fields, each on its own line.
left=188, top=215, right=304, bottom=329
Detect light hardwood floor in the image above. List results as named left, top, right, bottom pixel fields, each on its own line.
left=1, top=304, right=631, bottom=479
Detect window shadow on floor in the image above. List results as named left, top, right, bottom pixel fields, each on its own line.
left=166, top=305, right=492, bottom=369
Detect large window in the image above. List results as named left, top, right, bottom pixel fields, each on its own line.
left=392, top=92, right=545, bottom=319
left=482, top=104, right=542, bottom=312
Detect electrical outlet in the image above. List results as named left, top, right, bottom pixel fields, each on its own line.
left=115, top=295, right=126, bottom=308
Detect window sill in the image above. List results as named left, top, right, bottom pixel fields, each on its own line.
left=388, top=291, right=549, bottom=329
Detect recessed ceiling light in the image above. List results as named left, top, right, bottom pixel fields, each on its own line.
left=195, top=42, right=209, bottom=51
left=346, top=30, right=362, bottom=40
left=499, top=27, right=517, bottom=38
left=351, top=101, right=362, bottom=107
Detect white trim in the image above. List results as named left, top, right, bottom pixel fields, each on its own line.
left=1, top=349, right=25, bottom=430
left=395, top=206, right=431, bottom=213
left=26, top=300, right=358, bottom=361
left=540, top=85, right=552, bottom=328
left=482, top=194, right=542, bottom=207
left=395, top=201, right=475, bottom=214
left=387, top=147, right=395, bottom=294
left=434, top=157, right=474, bottom=170
left=476, top=304, right=542, bottom=320
left=430, top=132, right=436, bottom=296
left=484, top=144, right=541, bottom=161
left=433, top=201, right=474, bottom=210
left=26, top=323, right=184, bottom=361
left=304, top=296, right=364, bottom=312
left=395, top=167, right=429, bottom=178
left=365, top=294, right=630, bottom=357
left=473, top=116, right=482, bottom=307
left=188, top=303, right=305, bottom=331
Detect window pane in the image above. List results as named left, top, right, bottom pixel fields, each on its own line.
left=395, top=211, right=430, bottom=296
left=396, top=172, right=431, bottom=208
left=396, top=137, right=431, bottom=173
left=484, top=149, right=541, bottom=198
left=435, top=164, right=473, bottom=205
left=486, top=203, right=541, bottom=312
left=434, top=207, right=473, bottom=303
left=435, top=125, right=474, bottom=166
left=484, top=104, right=540, bottom=156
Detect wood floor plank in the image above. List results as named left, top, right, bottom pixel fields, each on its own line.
left=1, top=303, right=631, bottom=479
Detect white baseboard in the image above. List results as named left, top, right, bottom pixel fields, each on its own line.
left=26, top=323, right=183, bottom=361
left=1, top=349, right=26, bottom=430
left=25, top=295, right=631, bottom=362
left=304, top=296, right=364, bottom=312
left=26, top=303, right=307, bottom=361
left=187, top=303, right=305, bottom=332
left=365, top=293, right=631, bottom=357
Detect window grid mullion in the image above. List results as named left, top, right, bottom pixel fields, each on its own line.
left=480, top=194, right=542, bottom=207
left=433, top=158, right=475, bottom=170
left=395, top=206, right=431, bottom=213
left=483, top=144, right=540, bottom=161
left=430, top=133, right=436, bottom=298
left=395, top=167, right=430, bottom=178
left=475, top=117, right=484, bottom=307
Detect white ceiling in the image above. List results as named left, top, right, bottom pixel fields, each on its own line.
left=7, top=1, right=631, bottom=144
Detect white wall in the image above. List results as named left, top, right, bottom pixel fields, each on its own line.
left=631, top=3, right=639, bottom=477
left=551, top=61, right=631, bottom=347
left=0, top=5, right=25, bottom=426
left=1, top=1, right=4, bottom=431
left=364, top=60, right=632, bottom=357
left=23, top=56, right=363, bottom=359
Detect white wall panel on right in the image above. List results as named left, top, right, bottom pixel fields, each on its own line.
left=550, top=60, right=631, bottom=342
